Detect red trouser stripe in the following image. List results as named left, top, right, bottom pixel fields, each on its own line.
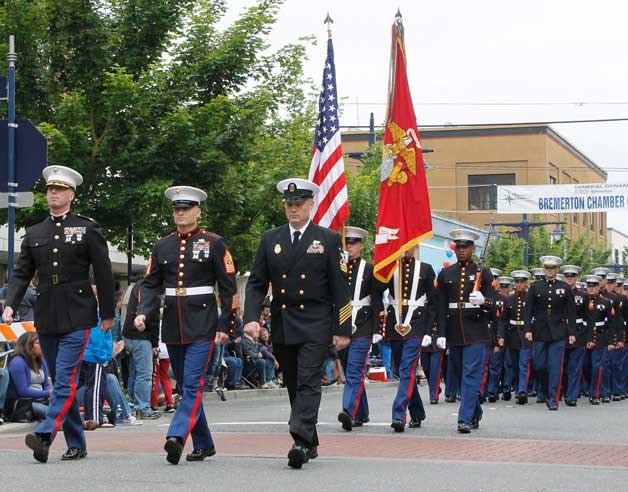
left=595, top=366, right=603, bottom=399
left=351, top=345, right=371, bottom=419
left=53, top=329, right=91, bottom=436
left=435, top=353, right=444, bottom=399
left=479, top=352, right=491, bottom=393
left=402, top=352, right=420, bottom=424
left=184, top=341, right=215, bottom=441
left=555, top=347, right=566, bottom=406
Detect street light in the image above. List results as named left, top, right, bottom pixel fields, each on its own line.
left=551, top=224, right=564, bottom=243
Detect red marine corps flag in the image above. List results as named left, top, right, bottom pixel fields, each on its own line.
left=373, top=10, right=433, bottom=282
left=308, top=15, right=349, bottom=231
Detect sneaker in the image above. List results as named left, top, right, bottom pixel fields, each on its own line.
left=164, top=405, right=176, bottom=413
left=121, top=415, right=142, bottom=426
left=140, top=410, right=161, bottom=419
left=260, top=383, right=271, bottom=389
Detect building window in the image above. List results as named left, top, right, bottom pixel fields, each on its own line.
left=468, top=174, right=515, bottom=210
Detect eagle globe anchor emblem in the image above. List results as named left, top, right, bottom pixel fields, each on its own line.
left=381, top=121, right=421, bottom=186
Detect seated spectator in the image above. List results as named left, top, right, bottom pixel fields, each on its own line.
left=7, top=332, right=51, bottom=420
left=241, top=323, right=276, bottom=389
left=0, top=366, right=8, bottom=424
left=224, top=355, right=246, bottom=390
left=259, top=327, right=279, bottom=384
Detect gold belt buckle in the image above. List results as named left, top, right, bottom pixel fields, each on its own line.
left=52, top=274, right=59, bottom=285
left=175, top=287, right=187, bottom=296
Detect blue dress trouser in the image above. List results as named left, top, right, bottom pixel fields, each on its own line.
left=449, top=343, right=487, bottom=425
left=517, top=347, right=533, bottom=394
left=486, top=349, right=504, bottom=395
left=610, top=347, right=626, bottom=397
left=167, top=341, right=215, bottom=450
left=503, top=348, right=519, bottom=392
left=390, top=338, right=425, bottom=423
left=341, top=337, right=371, bottom=420
left=533, top=340, right=566, bottom=407
left=565, top=347, right=586, bottom=401
left=590, top=348, right=611, bottom=399
left=37, top=329, right=90, bottom=450
left=421, top=351, right=444, bottom=401
left=445, top=350, right=460, bottom=398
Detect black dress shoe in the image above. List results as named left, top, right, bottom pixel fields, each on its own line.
left=287, top=443, right=309, bottom=469
left=589, top=397, right=600, bottom=405
left=164, top=437, right=184, bottom=465
left=61, top=448, right=87, bottom=461
left=536, top=395, right=546, bottom=404
left=602, top=397, right=611, bottom=403
left=307, top=446, right=318, bottom=460
left=186, top=447, right=216, bottom=461
left=408, top=418, right=423, bottom=428
left=502, top=391, right=512, bottom=401
left=471, top=414, right=482, bottom=429
left=352, top=417, right=369, bottom=427
left=565, top=400, right=577, bottom=407
left=457, top=422, right=471, bottom=434
left=25, top=433, right=50, bottom=463
left=337, top=411, right=352, bottom=432
left=430, top=399, right=438, bottom=404
left=445, top=395, right=456, bottom=403
left=390, top=420, right=405, bottom=433
left=612, top=395, right=622, bottom=401
left=487, top=393, right=497, bottom=403
left=547, top=404, right=558, bottom=411
left=516, top=393, right=528, bottom=405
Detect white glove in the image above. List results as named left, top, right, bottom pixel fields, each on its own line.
left=469, top=291, right=485, bottom=306
left=421, top=335, right=432, bottom=347
left=372, top=333, right=383, bottom=344
left=436, top=337, right=447, bottom=350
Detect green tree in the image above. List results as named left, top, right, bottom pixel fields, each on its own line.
left=0, top=0, right=316, bottom=270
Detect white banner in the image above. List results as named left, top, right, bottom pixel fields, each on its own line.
left=497, top=183, right=628, bottom=214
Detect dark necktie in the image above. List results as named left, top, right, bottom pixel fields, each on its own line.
left=292, top=230, right=301, bottom=248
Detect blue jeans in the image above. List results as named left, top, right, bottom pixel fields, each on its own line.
left=379, top=341, right=392, bottom=379
left=208, top=343, right=225, bottom=379
left=106, top=373, right=132, bottom=419
left=32, top=401, right=48, bottom=420
left=124, top=338, right=153, bottom=414
left=224, top=356, right=243, bottom=386
left=0, top=367, right=9, bottom=411
left=252, top=358, right=274, bottom=384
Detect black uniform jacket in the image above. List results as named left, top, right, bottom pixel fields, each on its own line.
left=603, top=290, right=625, bottom=343
left=436, top=261, right=495, bottom=346
left=585, top=295, right=617, bottom=347
left=497, top=291, right=530, bottom=350
left=137, top=227, right=238, bottom=344
left=244, top=222, right=352, bottom=345
left=382, top=258, right=438, bottom=340
left=347, top=257, right=382, bottom=339
left=6, top=212, right=114, bottom=334
left=571, top=287, right=589, bottom=348
left=524, top=279, right=576, bottom=342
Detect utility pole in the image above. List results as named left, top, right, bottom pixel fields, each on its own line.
left=7, top=36, right=17, bottom=279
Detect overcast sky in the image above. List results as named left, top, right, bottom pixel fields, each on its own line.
left=221, top=0, right=628, bottom=233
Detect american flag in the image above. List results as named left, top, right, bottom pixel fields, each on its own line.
left=309, top=38, right=349, bottom=231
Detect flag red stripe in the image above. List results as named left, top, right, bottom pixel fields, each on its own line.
left=313, top=173, right=349, bottom=223
left=311, top=144, right=343, bottom=185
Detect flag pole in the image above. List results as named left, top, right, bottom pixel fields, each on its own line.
left=324, top=12, right=333, bottom=39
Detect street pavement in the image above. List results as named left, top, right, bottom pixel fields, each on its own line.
left=1, top=382, right=628, bottom=491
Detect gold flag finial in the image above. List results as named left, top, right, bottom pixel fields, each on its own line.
left=324, top=13, right=333, bottom=39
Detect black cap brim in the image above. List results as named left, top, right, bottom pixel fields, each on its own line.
left=454, top=240, right=473, bottom=247
left=172, top=200, right=199, bottom=208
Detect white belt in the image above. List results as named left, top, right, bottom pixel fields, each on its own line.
left=594, top=321, right=606, bottom=327
left=351, top=298, right=371, bottom=308
left=165, top=286, right=214, bottom=297
left=576, top=318, right=583, bottom=324
left=509, top=320, right=524, bottom=326
left=449, top=302, right=480, bottom=309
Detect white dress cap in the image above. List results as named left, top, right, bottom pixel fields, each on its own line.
left=510, top=270, right=531, bottom=280
left=42, top=165, right=83, bottom=190
left=560, top=265, right=582, bottom=275
left=490, top=268, right=503, bottom=277
left=498, top=276, right=514, bottom=285
left=540, top=255, right=562, bottom=267
left=344, top=226, right=368, bottom=241
left=450, top=228, right=480, bottom=245
left=164, top=186, right=207, bottom=207
left=276, top=178, right=319, bottom=202
left=591, top=267, right=610, bottom=277
left=584, top=275, right=602, bottom=284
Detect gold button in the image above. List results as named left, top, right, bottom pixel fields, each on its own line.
left=180, top=247, right=185, bottom=251
left=301, top=274, right=306, bottom=279
left=179, top=272, right=184, bottom=277
left=179, top=263, right=184, bottom=268
left=202, top=304, right=207, bottom=307
left=53, top=261, right=58, bottom=267
left=56, top=222, right=61, bottom=227
left=53, top=248, right=58, bottom=253
left=299, top=290, right=304, bottom=295
left=181, top=240, right=186, bottom=245
left=79, top=289, right=83, bottom=294
left=282, top=274, right=287, bottom=279
left=280, top=289, right=286, bottom=294
left=282, top=304, right=286, bottom=309
left=299, top=304, right=304, bottom=310
left=178, top=281, right=183, bottom=286
left=54, top=235, right=60, bottom=240
left=180, top=255, right=184, bottom=259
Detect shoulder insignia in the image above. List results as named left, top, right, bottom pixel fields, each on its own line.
left=74, top=213, right=95, bottom=222
left=223, top=249, right=236, bottom=274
